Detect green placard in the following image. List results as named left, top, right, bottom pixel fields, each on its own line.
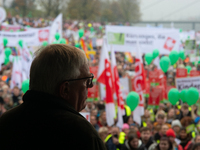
left=196, top=124, right=200, bottom=132
left=107, top=32, right=125, bottom=45
left=186, top=124, right=195, bottom=134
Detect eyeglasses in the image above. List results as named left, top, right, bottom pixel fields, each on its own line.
left=64, top=73, right=94, bottom=88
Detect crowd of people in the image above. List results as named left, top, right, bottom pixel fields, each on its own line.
left=1, top=14, right=200, bottom=150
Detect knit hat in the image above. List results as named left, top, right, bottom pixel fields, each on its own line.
left=166, top=128, right=176, bottom=138
left=122, top=123, right=129, bottom=131
left=171, top=120, right=182, bottom=128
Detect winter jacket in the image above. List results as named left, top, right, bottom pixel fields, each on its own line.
left=0, top=90, right=106, bottom=150
left=143, top=137, right=154, bottom=150
left=121, top=139, right=145, bottom=150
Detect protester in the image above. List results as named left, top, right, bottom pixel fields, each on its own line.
left=140, top=127, right=154, bottom=150
left=99, top=127, right=109, bottom=142
left=90, top=115, right=100, bottom=131
left=121, top=131, right=145, bottom=150
left=171, top=120, right=182, bottom=137
left=151, top=136, right=173, bottom=150
left=179, top=127, right=192, bottom=150
left=166, top=128, right=183, bottom=150
left=105, top=126, right=122, bottom=150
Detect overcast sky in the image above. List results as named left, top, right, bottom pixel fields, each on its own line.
left=140, top=0, right=200, bottom=21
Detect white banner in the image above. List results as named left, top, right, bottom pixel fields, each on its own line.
left=176, top=76, right=200, bottom=93
left=106, top=26, right=180, bottom=54
left=0, top=27, right=50, bottom=46
left=49, top=13, right=62, bottom=43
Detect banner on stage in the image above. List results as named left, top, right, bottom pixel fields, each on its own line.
left=105, top=25, right=180, bottom=54
left=176, top=76, right=200, bottom=93
left=0, top=26, right=50, bottom=46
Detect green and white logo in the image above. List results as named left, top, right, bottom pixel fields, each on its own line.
left=107, top=32, right=125, bottom=45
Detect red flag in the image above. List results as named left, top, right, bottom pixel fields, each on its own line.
left=111, top=48, right=124, bottom=128
left=132, top=43, right=146, bottom=125
left=97, top=39, right=115, bottom=126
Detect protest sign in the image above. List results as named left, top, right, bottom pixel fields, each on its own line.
left=80, top=112, right=90, bottom=122
left=176, top=76, right=200, bottom=93
left=89, top=66, right=98, bottom=79
left=176, top=68, right=187, bottom=78
left=190, top=70, right=200, bottom=77
left=186, top=124, right=195, bottom=134
left=106, top=26, right=180, bottom=54
left=1, top=24, right=21, bottom=31
left=0, top=27, right=50, bottom=46
left=148, top=86, right=163, bottom=106
left=0, top=7, right=6, bottom=23
left=184, top=39, right=196, bottom=55
left=87, top=84, right=99, bottom=100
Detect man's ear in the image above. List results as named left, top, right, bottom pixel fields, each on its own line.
left=59, top=81, right=69, bottom=99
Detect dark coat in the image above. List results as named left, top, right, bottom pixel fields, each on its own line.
left=0, top=90, right=106, bottom=150
left=144, top=137, right=154, bottom=150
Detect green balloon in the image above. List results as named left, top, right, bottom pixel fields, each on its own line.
left=179, top=50, right=185, bottom=60
left=42, top=41, right=48, bottom=47
left=126, top=91, right=139, bottom=111
left=160, top=56, right=171, bottom=73
left=179, top=89, right=187, bottom=102
left=4, top=56, right=9, bottom=65
left=185, top=87, right=199, bottom=106
left=169, top=50, right=179, bottom=65
left=153, top=49, right=159, bottom=59
left=168, top=88, right=179, bottom=105
left=90, top=27, right=94, bottom=32
left=60, top=38, right=66, bottom=44
left=4, top=47, right=12, bottom=57
left=75, top=43, right=80, bottom=48
left=186, top=65, right=192, bottom=73
left=145, top=53, right=153, bottom=65
left=55, top=33, right=60, bottom=41
left=78, top=29, right=84, bottom=38
left=18, top=40, right=23, bottom=48
left=22, top=79, right=29, bottom=94
left=3, top=38, right=8, bottom=47
left=10, top=29, right=13, bottom=32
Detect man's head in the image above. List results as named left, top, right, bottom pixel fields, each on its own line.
left=13, top=86, right=20, bottom=96
left=111, top=126, right=120, bottom=138
left=181, top=103, right=189, bottom=116
left=30, top=44, right=92, bottom=112
left=128, top=131, right=139, bottom=149
left=90, top=115, right=97, bottom=126
left=157, top=113, right=165, bottom=125
left=161, top=124, right=169, bottom=135
left=140, top=127, right=151, bottom=142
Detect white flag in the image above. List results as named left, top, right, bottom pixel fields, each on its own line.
left=21, top=44, right=33, bottom=80
left=49, top=14, right=62, bottom=43
left=0, top=43, right=4, bottom=71
left=10, top=57, right=23, bottom=89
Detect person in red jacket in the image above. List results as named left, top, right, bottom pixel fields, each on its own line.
left=166, top=128, right=183, bottom=150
